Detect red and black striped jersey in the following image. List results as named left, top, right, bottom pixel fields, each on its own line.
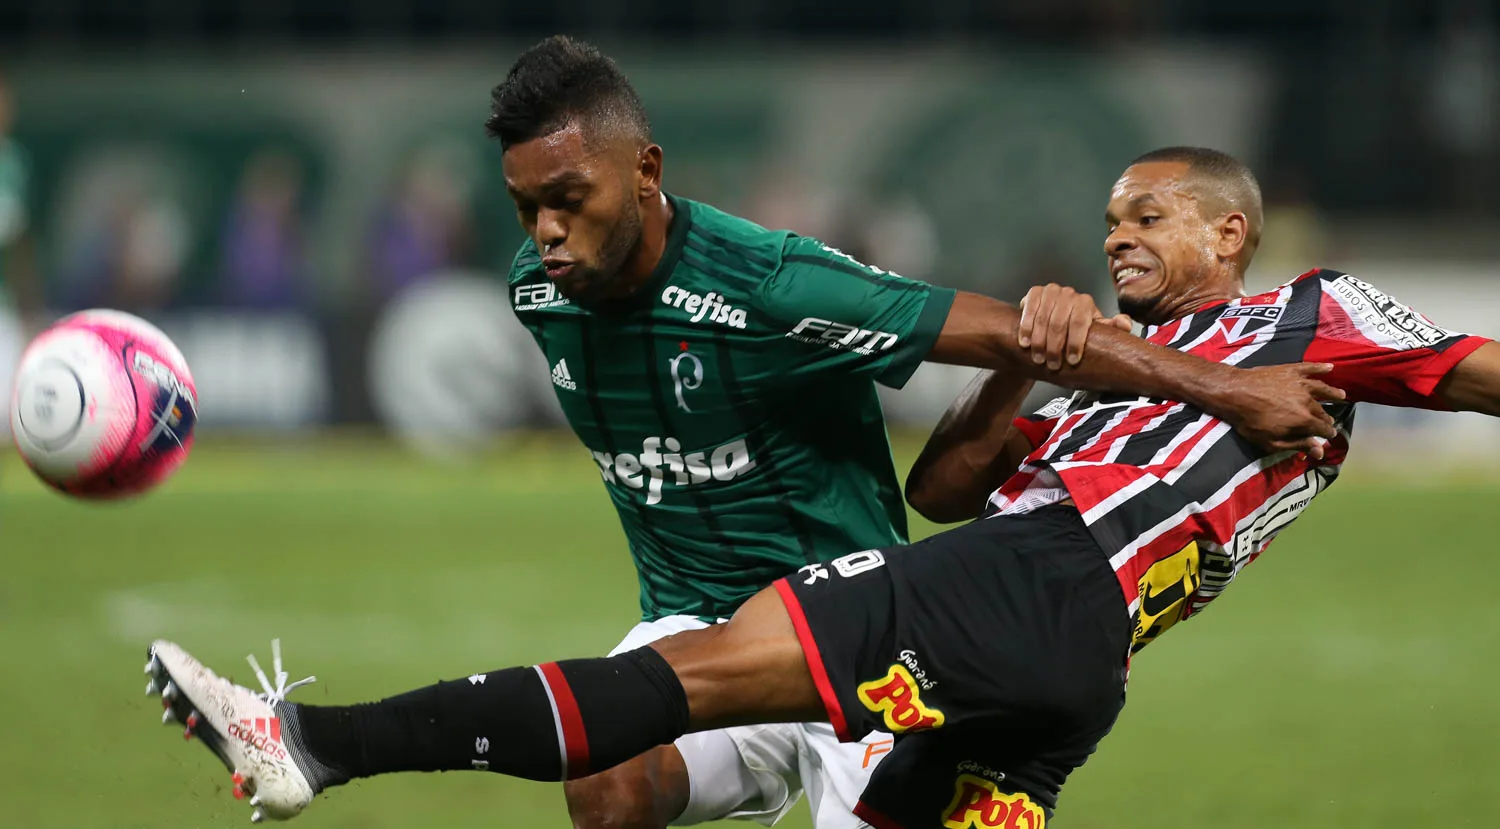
left=988, top=269, right=1490, bottom=653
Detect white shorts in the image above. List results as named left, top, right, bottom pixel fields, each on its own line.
left=609, top=616, right=893, bottom=829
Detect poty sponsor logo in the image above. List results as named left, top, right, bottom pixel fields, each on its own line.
left=661, top=287, right=747, bottom=329
left=787, top=318, right=900, bottom=355
left=857, top=664, right=945, bottom=733
left=1331, top=275, right=1451, bottom=348
left=942, top=775, right=1046, bottom=829
left=515, top=282, right=571, bottom=311
left=591, top=436, right=756, bottom=505
left=228, top=717, right=287, bottom=761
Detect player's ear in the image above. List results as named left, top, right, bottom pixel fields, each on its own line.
left=1215, top=212, right=1249, bottom=261
left=637, top=144, right=663, bottom=200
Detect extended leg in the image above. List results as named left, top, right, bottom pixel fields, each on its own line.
left=145, top=587, right=822, bottom=822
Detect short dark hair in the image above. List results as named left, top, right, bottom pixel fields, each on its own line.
left=485, top=36, right=652, bottom=151
left=1130, top=146, right=1264, bottom=256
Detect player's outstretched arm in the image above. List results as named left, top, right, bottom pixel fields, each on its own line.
left=1436, top=342, right=1500, bottom=415
left=928, top=291, right=1345, bottom=456
left=906, top=285, right=1128, bottom=523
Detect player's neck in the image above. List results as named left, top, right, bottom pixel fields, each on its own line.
left=1160, top=273, right=1247, bottom=321
left=614, top=194, right=676, bottom=298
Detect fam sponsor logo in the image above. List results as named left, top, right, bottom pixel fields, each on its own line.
left=857, top=663, right=944, bottom=733
left=942, top=775, right=1046, bottom=829
left=591, top=436, right=756, bottom=505
left=661, top=287, right=747, bottom=329
left=514, top=282, right=571, bottom=311
left=1331, top=275, right=1452, bottom=349
left=786, top=318, right=899, bottom=355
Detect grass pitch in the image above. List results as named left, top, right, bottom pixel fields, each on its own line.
left=2, top=433, right=1498, bottom=827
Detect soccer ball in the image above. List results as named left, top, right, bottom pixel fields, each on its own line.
left=9, top=309, right=197, bottom=499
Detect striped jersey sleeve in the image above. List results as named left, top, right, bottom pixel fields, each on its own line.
left=1303, top=270, right=1490, bottom=408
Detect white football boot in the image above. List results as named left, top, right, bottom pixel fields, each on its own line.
left=146, top=639, right=328, bottom=823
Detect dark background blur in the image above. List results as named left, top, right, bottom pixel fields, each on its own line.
left=0, top=0, right=1495, bottom=450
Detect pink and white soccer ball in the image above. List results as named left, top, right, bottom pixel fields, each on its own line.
left=9, top=309, right=197, bottom=499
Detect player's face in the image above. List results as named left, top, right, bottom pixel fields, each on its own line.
left=504, top=122, right=645, bottom=306
left=1103, top=161, right=1223, bottom=325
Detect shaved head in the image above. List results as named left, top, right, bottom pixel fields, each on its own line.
left=1129, top=147, right=1263, bottom=265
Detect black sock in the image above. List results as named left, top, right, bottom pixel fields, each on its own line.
left=290, top=647, right=690, bottom=784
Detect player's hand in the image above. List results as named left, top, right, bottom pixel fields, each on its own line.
left=1214, top=362, right=1347, bottom=459
left=1017, top=284, right=1133, bottom=371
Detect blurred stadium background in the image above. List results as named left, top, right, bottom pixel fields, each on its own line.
left=3, top=2, right=1500, bottom=827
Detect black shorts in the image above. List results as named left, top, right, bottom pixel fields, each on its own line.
left=773, top=505, right=1130, bottom=828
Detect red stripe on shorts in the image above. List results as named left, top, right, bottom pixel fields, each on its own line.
left=773, top=578, right=852, bottom=741
left=854, top=800, right=907, bottom=829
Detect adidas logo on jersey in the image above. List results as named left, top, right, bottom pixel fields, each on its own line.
left=552, top=359, right=577, bottom=391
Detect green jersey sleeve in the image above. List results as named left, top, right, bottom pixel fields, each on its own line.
left=754, top=236, right=955, bottom=389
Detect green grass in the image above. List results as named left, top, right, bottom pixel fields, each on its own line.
left=2, top=433, right=1499, bottom=827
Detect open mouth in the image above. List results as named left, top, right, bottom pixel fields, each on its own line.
left=1114, top=266, right=1150, bottom=288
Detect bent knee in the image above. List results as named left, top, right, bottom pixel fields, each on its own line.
left=564, top=752, right=687, bottom=829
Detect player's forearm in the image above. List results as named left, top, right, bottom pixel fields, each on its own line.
left=905, top=370, right=1035, bottom=524
left=1436, top=342, right=1500, bottom=416
left=930, top=292, right=1243, bottom=418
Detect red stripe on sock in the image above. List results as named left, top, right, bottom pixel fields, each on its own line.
left=773, top=578, right=852, bottom=741
left=537, top=662, right=591, bottom=778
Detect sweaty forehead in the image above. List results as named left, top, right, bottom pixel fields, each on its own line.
left=502, top=122, right=611, bottom=191
left=1107, top=162, right=1200, bottom=215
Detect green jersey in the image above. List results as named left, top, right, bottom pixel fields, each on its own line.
left=508, top=194, right=955, bottom=620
